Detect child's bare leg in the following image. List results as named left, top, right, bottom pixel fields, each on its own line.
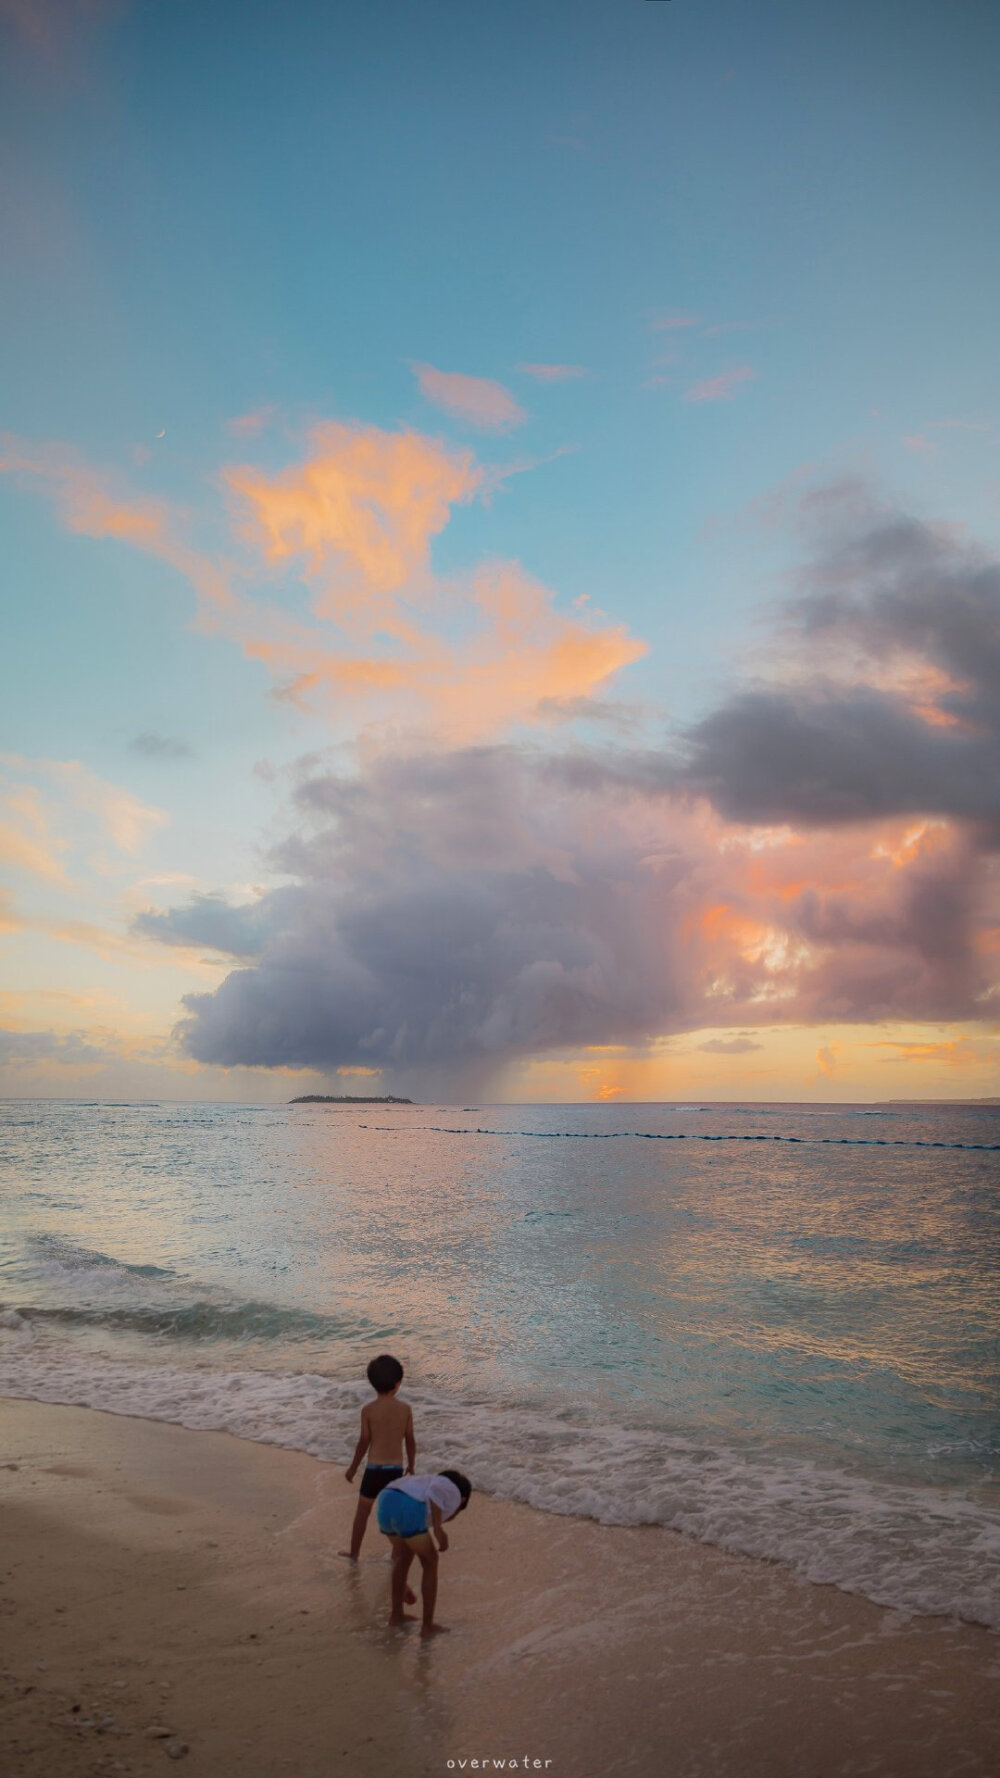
left=388, top=1539, right=417, bottom=1626
left=414, top=1536, right=448, bottom=1637
left=339, top=1495, right=373, bottom=1561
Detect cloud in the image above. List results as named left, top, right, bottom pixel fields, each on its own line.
left=684, top=367, right=756, bottom=404
left=410, top=363, right=527, bottom=432
left=515, top=364, right=589, bottom=383
left=902, top=434, right=936, bottom=455
left=650, top=313, right=700, bottom=331
left=150, top=479, right=1000, bottom=1085
left=226, top=406, right=277, bottom=437
left=675, top=486, right=1000, bottom=833
left=697, top=1036, right=764, bottom=1054
left=871, top=1036, right=996, bottom=1069
left=0, top=757, right=167, bottom=914
left=0, top=434, right=235, bottom=617
left=133, top=891, right=293, bottom=958
left=0, top=1026, right=112, bottom=1066
left=149, top=735, right=998, bottom=1084
left=128, top=733, right=192, bottom=760
left=0, top=783, right=70, bottom=883
left=1, top=422, right=643, bottom=744
left=224, top=420, right=482, bottom=627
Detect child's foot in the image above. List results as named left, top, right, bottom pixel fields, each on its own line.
left=388, top=1612, right=418, bottom=1628
left=337, top=1550, right=359, bottom=1562
left=420, top=1622, right=451, bottom=1638
left=404, top=1586, right=417, bottom=1605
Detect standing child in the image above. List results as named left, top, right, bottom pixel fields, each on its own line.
left=341, top=1353, right=416, bottom=1562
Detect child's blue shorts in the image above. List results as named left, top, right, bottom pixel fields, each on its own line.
left=376, top=1487, right=428, bottom=1539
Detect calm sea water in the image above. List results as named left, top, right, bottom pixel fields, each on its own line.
left=1, top=1098, right=998, bottom=1625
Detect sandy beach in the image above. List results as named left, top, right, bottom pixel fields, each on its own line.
left=1, top=1398, right=998, bottom=1778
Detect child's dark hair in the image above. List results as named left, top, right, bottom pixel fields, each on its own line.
left=441, top=1469, right=472, bottom=1511
left=367, top=1353, right=404, bottom=1394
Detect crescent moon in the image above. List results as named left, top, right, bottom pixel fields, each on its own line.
left=155, top=429, right=166, bottom=439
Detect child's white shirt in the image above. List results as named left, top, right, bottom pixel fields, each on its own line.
left=392, top=1474, right=462, bottom=1520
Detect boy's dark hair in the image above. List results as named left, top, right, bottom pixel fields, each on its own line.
left=366, top=1353, right=404, bottom=1394
left=440, top=1469, right=472, bottom=1511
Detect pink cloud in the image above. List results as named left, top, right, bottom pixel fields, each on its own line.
left=650, top=312, right=701, bottom=331
left=226, top=406, right=278, bottom=438
left=684, top=366, right=757, bottom=404
left=515, top=363, right=589, bottom=383
left=411, top=363, right=527, bottom=432
left=902, top=434, right=937, bottom=456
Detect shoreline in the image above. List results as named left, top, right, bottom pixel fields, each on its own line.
left=2, top=1399, right=999, bottom=1777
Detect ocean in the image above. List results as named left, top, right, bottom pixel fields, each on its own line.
left=1, top=1098, right=998, bottom=1627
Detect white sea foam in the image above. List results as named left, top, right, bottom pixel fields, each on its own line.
left=2, top=1337, right=998, bottom=1630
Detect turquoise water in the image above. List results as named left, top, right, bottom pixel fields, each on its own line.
left=1, top=1098, right=998, bottom=1624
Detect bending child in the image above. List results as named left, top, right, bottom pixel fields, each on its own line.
left=341, top=1353, right=416, bottom=1562
left=376, top=1470, right=471, bottom=1637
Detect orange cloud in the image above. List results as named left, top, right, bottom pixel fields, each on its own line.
left=0, top=889, right=23, bottom=933
left=2, top=422, right=646, bottom=744
left=244, top=562, right=645, bottom=743
left=225, top=421, right=482, bottom=632
left=411, top=363, right=527, bottom=432
left=871, top=1037, right=996, bottom=1069
left=0, top=434, right=235, bottom=615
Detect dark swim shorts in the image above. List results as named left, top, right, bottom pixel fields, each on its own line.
left=360, top=1463, right=404, bottom=1501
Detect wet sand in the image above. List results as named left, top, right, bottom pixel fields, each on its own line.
left=1, top=1397, right=998, bottom=1777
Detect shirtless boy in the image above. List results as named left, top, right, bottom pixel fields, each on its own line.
left=341, top=1353, right=416, bottom=1562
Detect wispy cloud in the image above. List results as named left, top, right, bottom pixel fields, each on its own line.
left=410, top=362, right=528, bottom=431
left=902, top=433, right=936, bottom=455
left=128, top=733, right=193, bottom=760
left=1, top=755, right=167, bottom=870
left=0, top=434, right=235, bottom=617
left=683, top=366, right=757, bottom=403
left=871, top=1036, right=996, bottom=1068
left=515, top=363, right=589, bottom=383
left=226, top=405, right=278, bottom=438
left=650, top=312, right=700, bottom=332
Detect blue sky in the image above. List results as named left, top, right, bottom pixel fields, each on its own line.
left=2, top=0, right=999, bottom=1101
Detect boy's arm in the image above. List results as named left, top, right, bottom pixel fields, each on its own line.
left=404, top=1407, right=416, bottom=1475
left=344, top=1409, right=371, bottom=1482
left=429, top=1502, right=449, bottom=1552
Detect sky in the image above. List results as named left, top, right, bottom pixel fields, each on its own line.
left=1, top=0, right=999, bottom=1103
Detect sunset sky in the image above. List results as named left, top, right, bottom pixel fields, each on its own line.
left=2, top=0, right=999, bottom=1102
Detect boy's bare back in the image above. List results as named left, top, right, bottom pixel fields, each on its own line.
left=363, top=1392, right=413, bottom=1464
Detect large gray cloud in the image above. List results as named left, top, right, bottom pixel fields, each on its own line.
left=143, top=486, right=1000, bottom=1080
left=171, top=749, right=695, bottom=1077
left=677, top=491, right=1000, bottom=833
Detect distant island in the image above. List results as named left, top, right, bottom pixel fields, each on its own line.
left=289, top=1094, right=413, bottom=1105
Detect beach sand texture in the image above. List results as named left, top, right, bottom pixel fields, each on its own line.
left=1, top=1399, right=998, bottom=1778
